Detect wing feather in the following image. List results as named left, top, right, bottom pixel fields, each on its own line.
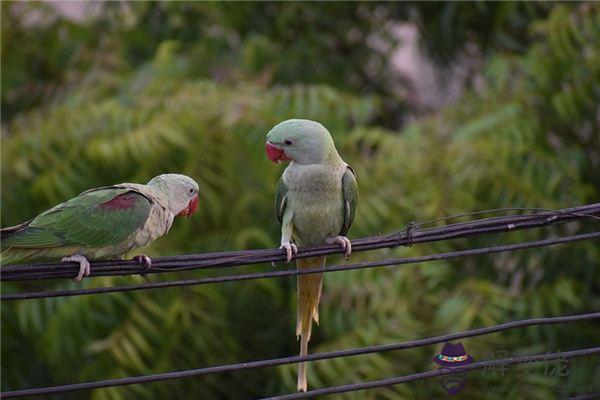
left=339, top=165, right=358, bottom=237
left=275, top=177, right=288, bottom=224
left=1, top=188, right=152, bottom=249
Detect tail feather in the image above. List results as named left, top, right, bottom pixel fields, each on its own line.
left=1, top=221, right=32, bottom=250
left=0, top=220, right=31, bottom=238
left=1, top=248, right=41, bottom=266
left=296, top=256, right=326, bottom=392
left=1, top=221, right=34, bottom=265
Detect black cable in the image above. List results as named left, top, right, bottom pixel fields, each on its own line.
left=3, top=231, right=599, bottom=301
left=262, top=347, right=600, bottom=400
left=2, top=312, right=598, bottom=398
left=565, top=393, right=600, bottom=400
left=414, top=207, right=600, bottom=228
left=2, top=203, right=599, bottom=281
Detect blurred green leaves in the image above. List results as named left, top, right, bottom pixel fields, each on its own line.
left=1, top=2, right=599, bottom=399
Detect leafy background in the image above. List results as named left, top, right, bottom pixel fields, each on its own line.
left=1, top=2, right=599, bottom=399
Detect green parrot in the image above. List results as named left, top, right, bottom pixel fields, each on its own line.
left=266, top=119, right=358, bottom=391
left=1, top=174, right=200, bottom=281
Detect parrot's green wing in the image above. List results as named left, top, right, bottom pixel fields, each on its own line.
left=275, top=177, right=288, bottom=224
left=1, top=188, right=152, bottom=249
left=340, top=165, right=358, bottom=236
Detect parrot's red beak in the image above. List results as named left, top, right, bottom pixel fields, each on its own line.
left=265, top=142, right=290, bottom=163
left=179, top=194, right=199, bottom=217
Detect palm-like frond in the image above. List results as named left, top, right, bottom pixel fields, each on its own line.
left=2, top=4, right=599, bottom=399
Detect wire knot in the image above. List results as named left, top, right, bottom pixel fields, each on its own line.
left=403, top=221, right=418, bottom=247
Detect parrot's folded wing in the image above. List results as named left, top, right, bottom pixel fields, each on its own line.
left=275, top=177, right=288, bottom=224
left=1, top=188, right=152, bottom=249
left=340, top=165, right=358, bottom=236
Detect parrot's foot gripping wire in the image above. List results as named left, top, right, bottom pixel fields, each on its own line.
left=278, top=242, right=298, bottom=264
left=61, top=254, right=91, bottom=282
left=326, top=236, right=352, bottom=260
left=133, top=254, right=153, bottom=276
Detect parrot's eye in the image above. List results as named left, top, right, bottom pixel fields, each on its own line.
left=189, top=188, right=195, bottom=194
left=284, top=139, right=293, bottom=146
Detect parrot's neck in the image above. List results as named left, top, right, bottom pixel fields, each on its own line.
left=288, top=153, right=347, bottom=175
left=325, top=148, right=344, bottom=165
left=292, top=147, right=344, bottom=166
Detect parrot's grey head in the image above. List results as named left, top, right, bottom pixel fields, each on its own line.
left=148, top=174, right=200, bottom=217
left=265, top=119, right=338, bottom=165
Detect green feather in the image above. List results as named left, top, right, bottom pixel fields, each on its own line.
left=340, top=165, right=358, bottom=236
left=1, top=188, right=152, bottom=249
left=275, top=177, right=288, bottom=224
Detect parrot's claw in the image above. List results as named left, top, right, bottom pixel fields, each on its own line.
left=279, top=242, right=298, bottom=263
left=327, top=235, right=352, bottom=260
left=62, top=254, right=91, bottom=282
left=133, top=254, right=152, bottom=270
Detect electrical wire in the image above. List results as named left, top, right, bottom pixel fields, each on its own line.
left=2, top=204, right=599, bottom=398
left=414, top=207, right=600, bottom=228
left=2, top=312, right=598, bottom=398
left=3, top=231, right=599, bottom=301
left=565, top=393, right=600, bottom=400
left=262, top=347, right=600, bottom=400
left=2, top=203, right=599, bottom=281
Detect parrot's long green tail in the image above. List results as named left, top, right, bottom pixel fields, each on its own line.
left=0, top=248, right=41, bottom=266
left=296, top=256, right=326, bottom=392
left=0, top=224, right=31, bottom=266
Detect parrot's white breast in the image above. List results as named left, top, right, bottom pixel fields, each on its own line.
left=122, top=184, right=174, bottom=250
left=283, top=161, right=347, bottom=246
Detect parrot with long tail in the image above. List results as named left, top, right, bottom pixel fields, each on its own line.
left=266, top=119, right=358, bottom=392
left=1, top=173, right=199, bottom=281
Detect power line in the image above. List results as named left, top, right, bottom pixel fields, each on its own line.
left=2, top=203, right=599, bottom=281
left=2, top=312, right=598, bottom=398
left=3, top=231, right=599, bottom=301
left=565, top=393, right=600, bottom=400
left=2, top=205, right=598, bottom=398
left=414, top=207, right=600, bottom=228
left=262, top=347, right=600, bottom=400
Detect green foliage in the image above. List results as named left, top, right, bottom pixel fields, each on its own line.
left=1, top=2, right=402, bottom=123
left=0, top=1, right=105, bottom=121
left=2, top=3, right=599, bottom=399
left=414, top=2, right=550, bottom=60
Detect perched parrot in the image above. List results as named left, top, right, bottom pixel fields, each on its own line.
left=266, top=119, right=358, bottom=391
left=1, top=174, right=199, bottom=281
